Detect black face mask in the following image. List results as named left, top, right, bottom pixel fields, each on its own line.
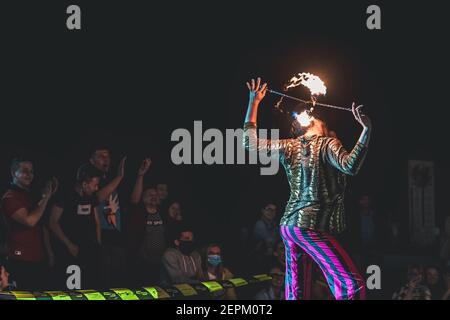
left=178, top=240, right=195, bottom=256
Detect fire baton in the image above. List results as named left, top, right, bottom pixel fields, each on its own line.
left=267, top=89, right=353, bottom=112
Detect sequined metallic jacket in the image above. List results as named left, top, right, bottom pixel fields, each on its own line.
left=243, top=122, right=368, bottom=234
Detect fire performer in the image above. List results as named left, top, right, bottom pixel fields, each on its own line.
left=243, top=77, right=371, bottom=300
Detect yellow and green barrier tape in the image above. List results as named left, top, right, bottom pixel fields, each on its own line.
left=0, top=273, right=272, bottom=300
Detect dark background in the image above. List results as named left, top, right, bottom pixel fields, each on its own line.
left=0, top=1, right=448, bottom=274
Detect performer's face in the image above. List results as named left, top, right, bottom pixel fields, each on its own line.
left=305, top=119, right=329, bottom=136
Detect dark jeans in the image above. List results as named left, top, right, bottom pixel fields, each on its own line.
left=7, top=259, right=48, bottom=291
left=100, top=230, right=127, bottom=288
left=132, top=258, right=163, bottom=287
left=55, top=243, right=101, bottom=290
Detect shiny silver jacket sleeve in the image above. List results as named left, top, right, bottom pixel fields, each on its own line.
left=322, top=138, right=368, bottom=176
left=243, top=122, right=295, bottom=158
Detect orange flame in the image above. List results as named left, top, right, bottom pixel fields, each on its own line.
left=285, top=73, right=327, bottom=96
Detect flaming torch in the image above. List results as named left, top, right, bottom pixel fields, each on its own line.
left=269, top=72, right=355, bottom=127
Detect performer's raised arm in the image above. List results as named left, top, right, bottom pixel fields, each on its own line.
left=322, top=103, right=372, bottom=176
left=243, top=77, right=294, bottom=156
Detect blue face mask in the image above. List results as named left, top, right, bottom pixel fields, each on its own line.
left=207, top=255, right=222, bottom=267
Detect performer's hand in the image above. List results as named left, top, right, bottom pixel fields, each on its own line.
left=247, top=77, right=267, bottom=103
left=351, top=102, right=372, bottom=130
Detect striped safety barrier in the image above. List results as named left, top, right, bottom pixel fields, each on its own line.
left=0, top=274, right=273, bottom=300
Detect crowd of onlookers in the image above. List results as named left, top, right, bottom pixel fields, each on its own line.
left=0, top=148, right=276, bottom=299
left=0, top=148, right=449, bottom=300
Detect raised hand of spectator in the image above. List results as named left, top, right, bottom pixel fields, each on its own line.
left=138, top=158, right=152, bottom=177
left=117, top=156, right=127, bottom=179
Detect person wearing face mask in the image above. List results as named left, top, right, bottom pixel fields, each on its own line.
left=161, top=228, right=202, bottom=285
left=200, top=243, right=237, bottom=300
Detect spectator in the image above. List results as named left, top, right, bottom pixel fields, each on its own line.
left=49, top=164, right=102, bottom=289
left=359, top=194, right=376, bottom=245
left=0, top=258, right=11, bottom=291
left=425, top=265, right=446, bottom=300
left=161, top=227, right=202, bottom=285
left=156, top=183, right=170, bottom=214
left=254, top=266, right=285, bottom=300
left=1, top=158, right=57, bottom=290
left=0, top=268, right=9, bottom=291
left=127, top=158, right=166, bottom=286
left=440, top=215, right=450, bottom=267
left=88, top=147, right=127, bottom=287
left=392, top=265, right=431, bottom=300
left=200, top=243, right=237, bottom=300
left=441, top=268, right=450, bottom=300
left=167, top=201, right=183, bottom=222
left=252, top=203, right=279, bottom=257
left=357, top=193, right=379, bottom=265
left=164, top=201, right=183, bottom=243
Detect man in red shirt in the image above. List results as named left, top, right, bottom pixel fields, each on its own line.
left=1, top=158, right=57, bottom=290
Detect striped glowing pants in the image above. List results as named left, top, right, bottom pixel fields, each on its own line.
left=280, top=225, right=366, bottom=300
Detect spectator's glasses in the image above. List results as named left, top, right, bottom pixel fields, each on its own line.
left=265, top=207, right=276, bottom=212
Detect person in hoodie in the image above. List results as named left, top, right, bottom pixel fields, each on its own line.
left=161, top=227, right=202, bottom=285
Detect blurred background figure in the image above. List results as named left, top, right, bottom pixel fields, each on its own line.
left=392, top=265, right=431, bottom=300
left=424, top=265, right=445, bottom=300
left=251, top=203, right=279, bottom=270
left=164, top=201, right=184, bottom=244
